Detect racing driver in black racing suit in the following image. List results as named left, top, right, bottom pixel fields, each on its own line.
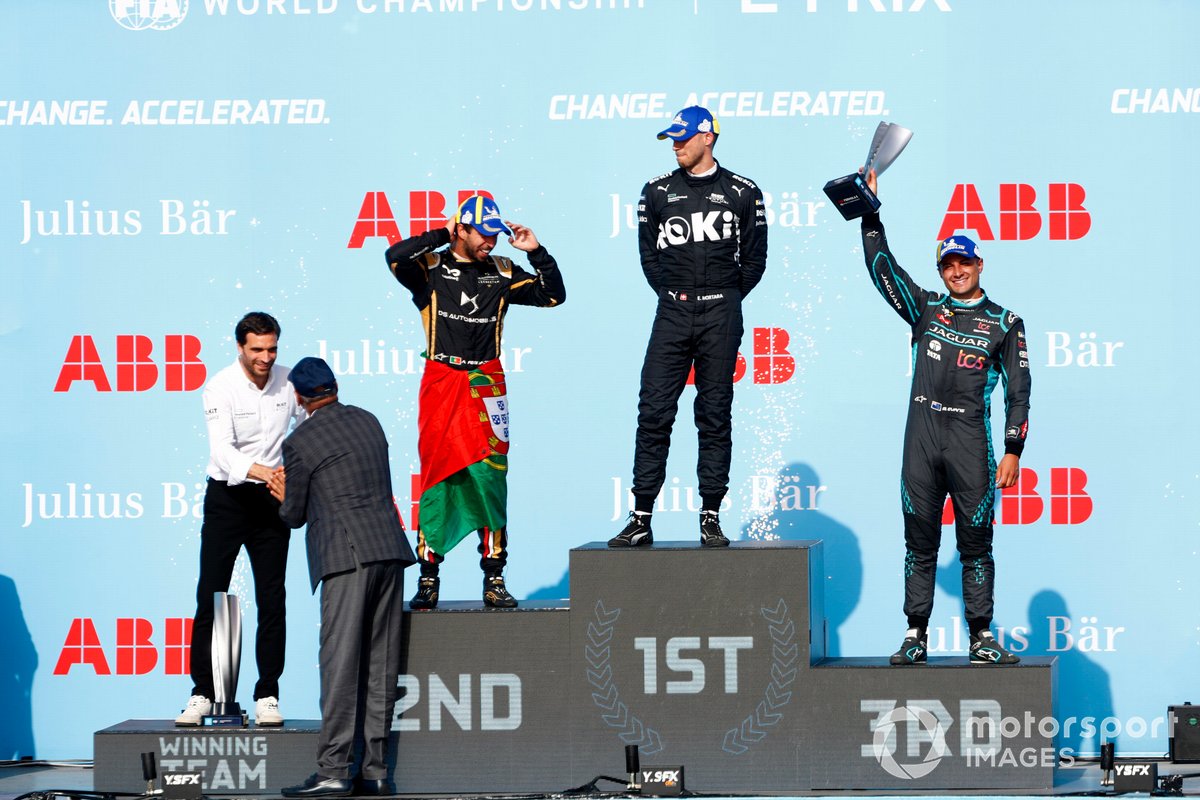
left=385, top=195, right=565, bottom=610
left=860, top=169, right=1030, bottom=666
left=609, top=105, right=768, bottom=548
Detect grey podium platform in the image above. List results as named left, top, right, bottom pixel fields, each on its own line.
left=96, top=540, right=1056, bottom=796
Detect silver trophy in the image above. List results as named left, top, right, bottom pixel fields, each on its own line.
left=206, top=592, right=247, bottom=726
left=823, top=121, right=913, bottom=220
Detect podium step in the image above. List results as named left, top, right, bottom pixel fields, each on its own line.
left=94, top=719, right=320, bottom=794
left=96, top=539, right=1055, bottom=794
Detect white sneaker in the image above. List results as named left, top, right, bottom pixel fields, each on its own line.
left=255, top=696, right=283, bottom=727
left=175, top=695, right=212, bottom=727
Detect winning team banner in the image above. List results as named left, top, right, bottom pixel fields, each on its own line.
left=1, top=0, right=1195, bottom=761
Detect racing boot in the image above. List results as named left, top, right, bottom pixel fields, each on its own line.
left=969, top=630, right=1020, bottom=665
left=699, top=511, right=730, bottom=548
left=608, top=511, right=653, bottom=547
left=410, top=573, right=439, bottom=610
left=483, top=573, right=518, bottom=608
left=889, top=628, right=928, bottom=665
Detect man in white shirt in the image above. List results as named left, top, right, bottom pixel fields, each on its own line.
left=176, top=312, right=303, bottom=727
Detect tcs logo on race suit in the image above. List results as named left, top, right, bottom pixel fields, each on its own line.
left=956, top=350, right=987, bottom=370
left=657, top=210, right=736, bottom=248
left=942, top=467, right=1093, bottom=525
left=346, top=189, right=493, bottom=248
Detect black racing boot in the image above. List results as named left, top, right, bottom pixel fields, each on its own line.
left=889, top=628, right=928, bottom=665
left=699, top=511, right=730, bottom=547
left=410, top=575, right=439, bottom=610
left=970, top=631, right=1020, bottom=665
left=483, top=574, right=518, bottom=608
left=608, top=512, right=654, bottom=547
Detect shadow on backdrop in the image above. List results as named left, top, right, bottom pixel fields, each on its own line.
left=740, top=462, right=861, bottom=656
left=1024, top=589, right=1114, bottom=758
left=0, top=573, right=38, bottom=759
left=934, top=567, right=1117, bottom=758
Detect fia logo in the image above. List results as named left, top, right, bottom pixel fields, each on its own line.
left=110, top=0, right=188, bottom=31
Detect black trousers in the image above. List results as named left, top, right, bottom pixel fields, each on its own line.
left=899, top=424, right=996, bottom=631
left=190, top=478, right=290, bottom=700
left=632, top=290, right=744, bottom=510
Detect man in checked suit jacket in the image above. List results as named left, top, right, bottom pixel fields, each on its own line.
left=270, top=357, right=416, bottom=798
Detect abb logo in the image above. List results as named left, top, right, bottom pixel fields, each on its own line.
left=941, top=467, right=1093, bottom=525
left=54, top=335, right=205, bottom=392
left=347, top=189, right=493, bottom=248
left=687, top=327, right=795, bottom=386
left=408, top=473, right=421, bottom=530
left=937, top=183, right=1091, bottom=241
left=54, top=617, right=192, bottom=676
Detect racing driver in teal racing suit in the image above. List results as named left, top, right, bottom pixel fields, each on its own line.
left=859, top=168, right=1030, bottom=666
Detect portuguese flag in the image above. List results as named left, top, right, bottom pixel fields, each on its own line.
left=416, top=358, right=509, bottom=555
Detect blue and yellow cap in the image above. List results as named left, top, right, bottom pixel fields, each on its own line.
left=657, top=106, right=720, bottom=141
left=455, top=195, right=512, bottom=237
left=936, top=234, right=982, bottom=267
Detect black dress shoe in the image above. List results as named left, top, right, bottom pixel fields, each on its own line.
left=355, top=778, right=395, bottom=796
left=281, top=773, right=353, bottom=797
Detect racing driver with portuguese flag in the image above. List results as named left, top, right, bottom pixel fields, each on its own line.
left=385, top=195, right=566, bottom=610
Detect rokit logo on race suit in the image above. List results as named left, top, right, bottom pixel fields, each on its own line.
left=657, top=210, right=736, bottom=248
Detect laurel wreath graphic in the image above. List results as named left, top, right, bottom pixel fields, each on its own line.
left=586, top=599, right=664, bottom=754
left=721, top=599, right=797, bottom=755
left=586, top=597, right=797, bottom=757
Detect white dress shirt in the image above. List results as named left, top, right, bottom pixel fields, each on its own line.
left=203, top=359, right=303, bottom=485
